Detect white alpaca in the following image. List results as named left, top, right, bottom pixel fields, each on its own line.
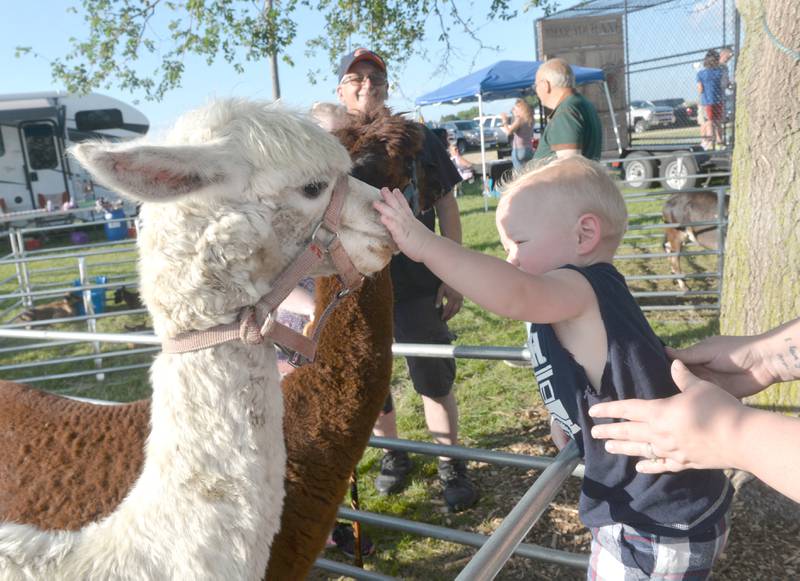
left=0, top=99, right=393, bottom=581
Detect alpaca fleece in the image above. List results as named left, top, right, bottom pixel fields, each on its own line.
left=0, top=107, right=419, bottom=580
left=0, top=98, right=392, bottom=581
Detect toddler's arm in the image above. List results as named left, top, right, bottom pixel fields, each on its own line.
left=549, top=419, right=571, bottom=450
left=374, top=188, right=593, bottom=324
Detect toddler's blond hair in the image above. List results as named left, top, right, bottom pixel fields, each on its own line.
left=504, top=156, right=628, bottom=248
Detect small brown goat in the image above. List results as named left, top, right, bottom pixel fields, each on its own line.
left=14, top=294, right=81, bottom=323
left=662, top=191, right=729, bottom=290
left=113, top=286, right=143, bottom=310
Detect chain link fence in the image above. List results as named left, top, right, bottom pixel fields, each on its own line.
left=538, top=0, right=740, bottom=150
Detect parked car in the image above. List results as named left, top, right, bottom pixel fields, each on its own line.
left=651, top=98, right=698, bottom=127
left=475, top=115, right=509, bottom=145
left=476, top=115, right=544, bottom=153
left=441, top=120, right=497, bottom=153
left=627, top=100, right=676, bottom=133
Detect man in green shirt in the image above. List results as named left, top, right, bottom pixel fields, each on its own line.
left=533, top=58, right=603, bottom=161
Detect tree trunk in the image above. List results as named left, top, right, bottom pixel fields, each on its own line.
left=266, top=0, right=281, bottom=100
left=725, top=1, right=800, bottom=408
left=270, top=51, right=281, bottom=100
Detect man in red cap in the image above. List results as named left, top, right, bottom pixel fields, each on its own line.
left=336, top=48, right=478, bottom=512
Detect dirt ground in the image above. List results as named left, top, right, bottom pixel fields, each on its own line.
left=483, top=443, right=800, bottom=580
left=313, top=404, right=800, bottom=580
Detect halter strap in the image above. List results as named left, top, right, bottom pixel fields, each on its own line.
left=161, top=174, right=364, bottom=362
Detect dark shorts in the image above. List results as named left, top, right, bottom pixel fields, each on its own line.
left=705, top=103, right=723, bottom=122
left=382, top=294, right=456, bottom=414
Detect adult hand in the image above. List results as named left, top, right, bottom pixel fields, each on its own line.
left=436, top=283, right=463, bottom=322
left=589, top=359, right=745, bottom=473
left=666, top=334, right=777, bottom=399
left=374, top=187, right=432, bottom=262
left=499, top=112, right=508, bottom=122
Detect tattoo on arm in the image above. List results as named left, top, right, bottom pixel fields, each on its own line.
left=779, top=337, right=800, bottom=372
left=789, top=343, right=800, bottom=369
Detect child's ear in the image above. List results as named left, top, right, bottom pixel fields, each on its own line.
left=576, top=213, right=602, bottom=254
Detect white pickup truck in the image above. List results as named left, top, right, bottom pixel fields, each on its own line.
left=627, top=100, right=676, bottom=133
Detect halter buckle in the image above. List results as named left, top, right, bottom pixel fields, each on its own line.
left=311, top=220, right=339, bottom=250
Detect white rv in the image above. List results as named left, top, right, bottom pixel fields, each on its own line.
left=0, top=92, right=148, bottom=215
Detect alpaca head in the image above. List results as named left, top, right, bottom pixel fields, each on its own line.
left=71, top=99, right=394, bottom=338
left=328, top=109, right=441, bottom=211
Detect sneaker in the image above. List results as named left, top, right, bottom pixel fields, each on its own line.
left=438, top=459, right=479, bottom=512
left=374, top=450, right=412, bottom=495
left=329, top=522, right=375, bottom=559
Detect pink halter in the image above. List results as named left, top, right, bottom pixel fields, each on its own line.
left=161, top=174, right=364, bottom=365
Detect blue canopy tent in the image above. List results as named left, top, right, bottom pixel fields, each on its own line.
left=415, top=60, right=621, bottom=204
left=415, top=60, right=605, bottom=106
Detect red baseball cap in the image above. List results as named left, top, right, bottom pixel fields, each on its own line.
left=337, top=48, right=387, bottom=82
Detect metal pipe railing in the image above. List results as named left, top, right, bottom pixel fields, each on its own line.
left=315, top=558, right=395, bottom=581
left=455, top=441, right=583, bottom=580
left=370, top=437, right=583, bottom=478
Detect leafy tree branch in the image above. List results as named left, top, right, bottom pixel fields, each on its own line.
left=17, top=0, right=556, bottom=101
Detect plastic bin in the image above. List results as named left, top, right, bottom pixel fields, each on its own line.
left=104, top=209, right=128, bottom=241
left=72, top=276, right=108, bottom=315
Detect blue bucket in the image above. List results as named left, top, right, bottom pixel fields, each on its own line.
left=72, top=276, right=108, bottom=315
left=104, top=209, right=128, bottom=241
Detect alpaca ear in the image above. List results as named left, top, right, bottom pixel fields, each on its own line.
left=70, top=141, right=249, bottom=203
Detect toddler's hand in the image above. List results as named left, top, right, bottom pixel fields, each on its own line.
left=373, top=188, right=431, bottom=262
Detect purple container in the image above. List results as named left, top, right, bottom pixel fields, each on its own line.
left=70, top=231, right=90, bottom=245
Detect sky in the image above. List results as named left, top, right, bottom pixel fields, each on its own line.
left=1, top=2, right=548, bottom=133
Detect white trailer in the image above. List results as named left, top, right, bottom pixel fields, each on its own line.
left=0, top=92, right=148, bottom=215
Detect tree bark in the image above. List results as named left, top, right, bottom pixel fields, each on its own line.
left=726, top=0, right=800, bottom=408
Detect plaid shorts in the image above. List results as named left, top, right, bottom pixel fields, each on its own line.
left=588, top=513, right=730, bottom=580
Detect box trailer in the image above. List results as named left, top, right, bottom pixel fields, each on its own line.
left=535, top=0, right=740, bottom=190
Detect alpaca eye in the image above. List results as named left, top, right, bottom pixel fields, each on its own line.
left=302, top=181, right=328, bottom=198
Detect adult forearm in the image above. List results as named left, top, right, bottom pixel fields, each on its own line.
left=762, top=317, right=800, bottom=383
left=436, top=193, right=462, bottom=244
left=732, top=407, right=800, bottom=502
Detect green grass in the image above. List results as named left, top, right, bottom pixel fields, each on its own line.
left=0, top=187, right=720, bottom=579
left=0, top=223, right=152, bottom=399
left=629, top=125, right=703, bottom=146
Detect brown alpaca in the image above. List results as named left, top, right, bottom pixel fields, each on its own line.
left=0, top=385, right=149, bottom=530
left=266, top=269, right=393, bottom=578
left=14, top=294, right=82, bottom=323
left=0, top=109, right=427, bottom=577
left=0, top=272, right=390, bottom=539
left=267, top=109, right=430, bottom=578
